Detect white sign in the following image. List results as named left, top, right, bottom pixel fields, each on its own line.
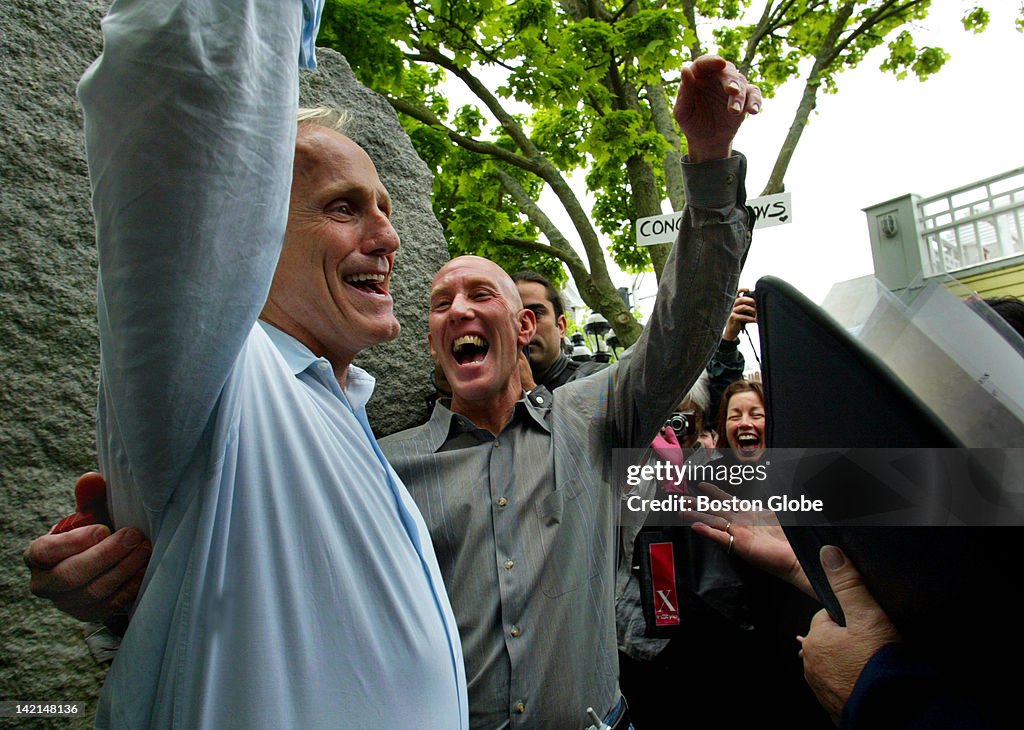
left=748, top=192, right=793, bottom=230
left=635, top=211, right=686, bottom=247
left=636, top=192, right=793, bottom=246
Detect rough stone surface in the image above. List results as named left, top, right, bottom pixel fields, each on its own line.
left=1, top=3, right=446, bottom=724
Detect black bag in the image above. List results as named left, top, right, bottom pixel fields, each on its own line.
left=634, top=525, right=752, bottom=638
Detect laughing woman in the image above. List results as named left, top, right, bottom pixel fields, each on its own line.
left=715, top=380, right=769, bottom=497
left=702, top=378, right=831, bottom=726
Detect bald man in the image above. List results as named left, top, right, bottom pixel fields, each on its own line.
left=379, top=53, right=757, bottom=730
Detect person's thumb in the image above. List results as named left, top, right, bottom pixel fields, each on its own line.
left=820, top=545, right=881, bottom=621
left=52, top=471, right=112, bottom=533
left=74, top=471, right=108, bottom=513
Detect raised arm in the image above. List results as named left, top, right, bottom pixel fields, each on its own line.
left=611, top=56, right=758, bottom=447
left=82, top=1, right=306, bottom=521
left=708, top=290, right=754, bottom=419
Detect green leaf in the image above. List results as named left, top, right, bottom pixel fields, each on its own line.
left=962, top=7, right=991, bottom=33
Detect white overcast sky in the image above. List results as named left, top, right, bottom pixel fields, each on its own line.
left=630, top=1, right=1024, bottom=308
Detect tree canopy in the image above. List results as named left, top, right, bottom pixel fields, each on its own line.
left=318, top=0, right=996, bottom=346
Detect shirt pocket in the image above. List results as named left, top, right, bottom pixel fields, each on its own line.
left=534, top=478, right=601, bottom=597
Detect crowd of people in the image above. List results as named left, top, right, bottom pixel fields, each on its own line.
left=19, top=1, right=1021, bottom=728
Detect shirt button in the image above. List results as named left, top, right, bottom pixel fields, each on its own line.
left=510, top=626, right=522, bottom=637
left=726, top=173, right=736, bottom=184
left=317, top=362, right=329, bottom=371
left=493, top=440, right=500, bottom=448
left=535, top=395, right=544, bottom=404
left=504, top=560, right=514, bottom=570
left=514, top=701, right=525, bottom=713
left=497, top=497, right=508, bottom=507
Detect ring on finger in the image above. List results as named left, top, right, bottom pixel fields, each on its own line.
left=727, top=534, right=735, bottom=555
left=724, top=521, right=733, bottom=536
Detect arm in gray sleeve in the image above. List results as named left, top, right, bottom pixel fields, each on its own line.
left=610, top=153, right=752, bottom=448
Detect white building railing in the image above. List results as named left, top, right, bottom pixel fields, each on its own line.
left=919, top=167, right=1024, bottom=276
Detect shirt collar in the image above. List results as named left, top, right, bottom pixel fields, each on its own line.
left=259, top=320, right=319, bottom=375
left=257, top=320, right=376, bottom=410
left=422, top=391, right=552, bottom=453
left=537, top=353, right=571, bottom=388
left=522, top=387, right=553, bottom=431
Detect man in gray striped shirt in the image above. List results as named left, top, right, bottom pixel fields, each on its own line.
left=380, top=54, right=758, bottom=730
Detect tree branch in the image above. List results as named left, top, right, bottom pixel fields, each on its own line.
left=494, top=169, right=587, bottom=269
left=410, top=4, right=519, bottom=73
left=828, top=0, right=930, bottom=62
left=495, top=170, right=639, bottom=344
left=414, top=45, right=541, bottom=159
left=761, top=1, right=857, bottom=194
left=385, top=96, right=543, bottom=173
left=498, top=237, right=581, bottom=268
left=392, top=48, right=610, bottom=277
left=402, top=52, right=614, bottom=281
left=681, top=0, right=704, bottom=60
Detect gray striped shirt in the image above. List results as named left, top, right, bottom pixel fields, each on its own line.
left=381, top=154, right=751, bottom=729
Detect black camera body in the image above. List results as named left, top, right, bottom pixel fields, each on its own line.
left=665, top=409, right=696, bottom=437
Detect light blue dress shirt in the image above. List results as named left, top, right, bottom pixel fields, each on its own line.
left=79, top=1, right=467, bottom=727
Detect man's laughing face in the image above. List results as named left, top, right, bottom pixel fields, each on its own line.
left=428, top=256, right=535, bottom=410
left=263, top=126, right=400, bottom=373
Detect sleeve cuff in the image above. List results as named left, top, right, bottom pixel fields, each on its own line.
left=681, top=152, right=747, bottom=209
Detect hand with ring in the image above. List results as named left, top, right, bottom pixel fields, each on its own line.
left=680, top=481, right=811, bottom=596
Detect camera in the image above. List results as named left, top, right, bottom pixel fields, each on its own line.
left=665, top=409, right=696, bottom=437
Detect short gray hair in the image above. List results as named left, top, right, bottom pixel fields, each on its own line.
left=297, top=106, right=352, bottom=134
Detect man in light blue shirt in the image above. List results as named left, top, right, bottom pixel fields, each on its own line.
left=24, top=16, right=757, bottom=730
left=47, top=0, right=468, bottom=727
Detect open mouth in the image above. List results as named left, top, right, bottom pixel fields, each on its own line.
left=343, top=272, right=388, bottom=296
left=452, top=335, right=489, bottom=365
left=736, top=433, right=761, bottom=454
